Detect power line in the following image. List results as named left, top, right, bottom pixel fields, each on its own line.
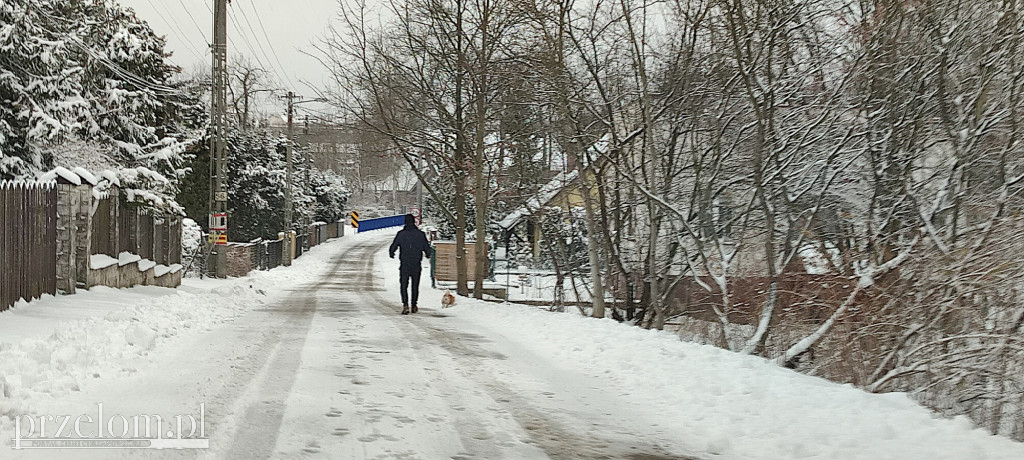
left=176, top=0, right=210, bottom=45
left=246, top=1, right=296, bottom=89
left=145, top=0, right=205, bottom=61
left=33, top=8, right=187, bottom=95
left=224, top=6, right=279, bottom=84
left=70, top=39, right=185, bottom=95
left=232, top=2, right=291, bottom=89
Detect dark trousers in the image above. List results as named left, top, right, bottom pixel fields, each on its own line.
left=400, top=265, right=422, bottom=307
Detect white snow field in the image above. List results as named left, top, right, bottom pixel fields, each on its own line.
left=0, top=229, right=1021, bottom=459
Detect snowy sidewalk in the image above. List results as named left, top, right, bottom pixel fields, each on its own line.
left=372, top=247, right=1024, bottom=460
left=0, top=232, right=362, bottom=431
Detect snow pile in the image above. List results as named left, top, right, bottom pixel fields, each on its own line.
left=181, top=217, right=203, bottom=260
left=440, top=299, right=1024, bottom=459
left=117, top=251, right=141, bottom=266
left=153, top=264, right=182, bottom=277
left=0, top=235, right=354, bottom=422
left=0, top=286, right=258, bottom=418
left=71, top=167, right=97, bottom=186
left=89, top=254, right=118, bottom=270
left=36, top=166, right=81, bottom=185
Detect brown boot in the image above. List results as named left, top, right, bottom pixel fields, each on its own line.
left=401, top=306, right=410, bottom=315
left=411, top=305, right=418, bottom=313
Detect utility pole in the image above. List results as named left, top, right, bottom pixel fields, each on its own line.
left=281, top=91, right=301, bottom=233
left=279, top=94, right=326, bottom=232
left=209, top=0, right=229, bottom=278
left=279, top=91, right=302, bottom=267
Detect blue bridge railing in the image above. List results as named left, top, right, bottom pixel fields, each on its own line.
left=357, top=215, right=406, bottom=232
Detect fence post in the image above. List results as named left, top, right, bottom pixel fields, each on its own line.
left=170, top=216, right=182, bottom=265
left=109, top=186, right=119, bottom=259
left=55, top=183, right=77, bottom=294
left=2, top=183, right=10, bottom=310
left=73, top=184, right=92, bottom=289
left=279, top=232, right=290, bottom=267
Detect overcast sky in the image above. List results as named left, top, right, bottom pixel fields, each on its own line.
left=117, top=0, right=341, bottom=114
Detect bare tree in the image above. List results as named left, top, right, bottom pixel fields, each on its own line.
left=227, top=57, right=277, bottom=130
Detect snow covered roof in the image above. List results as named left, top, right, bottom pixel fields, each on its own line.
left=35, top=166, right=184, bottom=215
left=72, top=167, right=98, bottom=186
left=498, top=134, right=612, bottom=229
left=498, top=169, right=579, bottom=229
left=38, top=166, right=82, bottom=185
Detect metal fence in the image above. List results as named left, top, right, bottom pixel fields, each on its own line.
left=0, top=182, right=57, bottom=311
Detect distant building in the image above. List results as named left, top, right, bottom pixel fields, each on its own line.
left=265, top=114, right=361, bottom=182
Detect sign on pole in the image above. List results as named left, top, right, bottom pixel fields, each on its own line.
left=410, top=207, right=421, bottom=225
left=350, top=210, right=360, bottom=229
left=210, top=212, right=228, bottom=231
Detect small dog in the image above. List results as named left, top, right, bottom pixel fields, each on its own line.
left=441, top=290, right=455, bottom=308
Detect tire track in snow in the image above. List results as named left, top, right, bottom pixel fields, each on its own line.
left=355, top=244, right=695, bottom=460
left=220, top=240, right=373, bottom=459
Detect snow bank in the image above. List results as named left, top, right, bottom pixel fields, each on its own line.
left=0, top=235, right=356, bottom=426
left=439, top=297, right=1024, bottom=459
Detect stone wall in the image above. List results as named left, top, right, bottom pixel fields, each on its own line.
left=225, top=243, right=255, bottom=278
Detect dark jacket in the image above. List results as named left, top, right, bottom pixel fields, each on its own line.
left=390, top=225, right=432, bottom=268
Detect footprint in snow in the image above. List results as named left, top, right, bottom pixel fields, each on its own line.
left=302, top=440, right=321, bottom=454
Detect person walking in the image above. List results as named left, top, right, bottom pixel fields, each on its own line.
left=389, top=214, right=432, bottom=314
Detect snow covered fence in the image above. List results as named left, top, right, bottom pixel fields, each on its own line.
left=0, top=182, right=58, bottom=311
left=1, top=168, right=185, bottom=312
left=49, top=171, right=183, bottom=293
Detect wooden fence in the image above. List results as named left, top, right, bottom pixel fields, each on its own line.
left=0, top=182, right=57, bottom=311
left=54, top=181, right=183, bottom=291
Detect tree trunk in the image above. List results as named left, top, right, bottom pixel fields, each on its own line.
left=454, top=0, right=469, bottom=297
left=472, top=0, right=490, bottom=300
left=581, top=170, right=606, bottom=318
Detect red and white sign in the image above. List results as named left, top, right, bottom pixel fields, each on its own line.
left=409, top=207, right=421, bottom=225
left=210, top=213, right=228, bottom=231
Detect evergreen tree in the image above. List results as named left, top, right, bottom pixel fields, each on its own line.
left=0, top=0, right=203, bottom=179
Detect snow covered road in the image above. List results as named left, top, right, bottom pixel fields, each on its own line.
left=229, top=235, right=691, bottom=459
left=9, top=232, right=691, bottom=459
left=3, top=230, right=1024, bottom=459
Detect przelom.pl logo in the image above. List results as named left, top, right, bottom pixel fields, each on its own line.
left=11, top=403, right=208, bottom=450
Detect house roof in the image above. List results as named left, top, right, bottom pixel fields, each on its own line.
left=497, top=134, right=610, bottom=230
left=498, top=169, right=579, bottom=229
